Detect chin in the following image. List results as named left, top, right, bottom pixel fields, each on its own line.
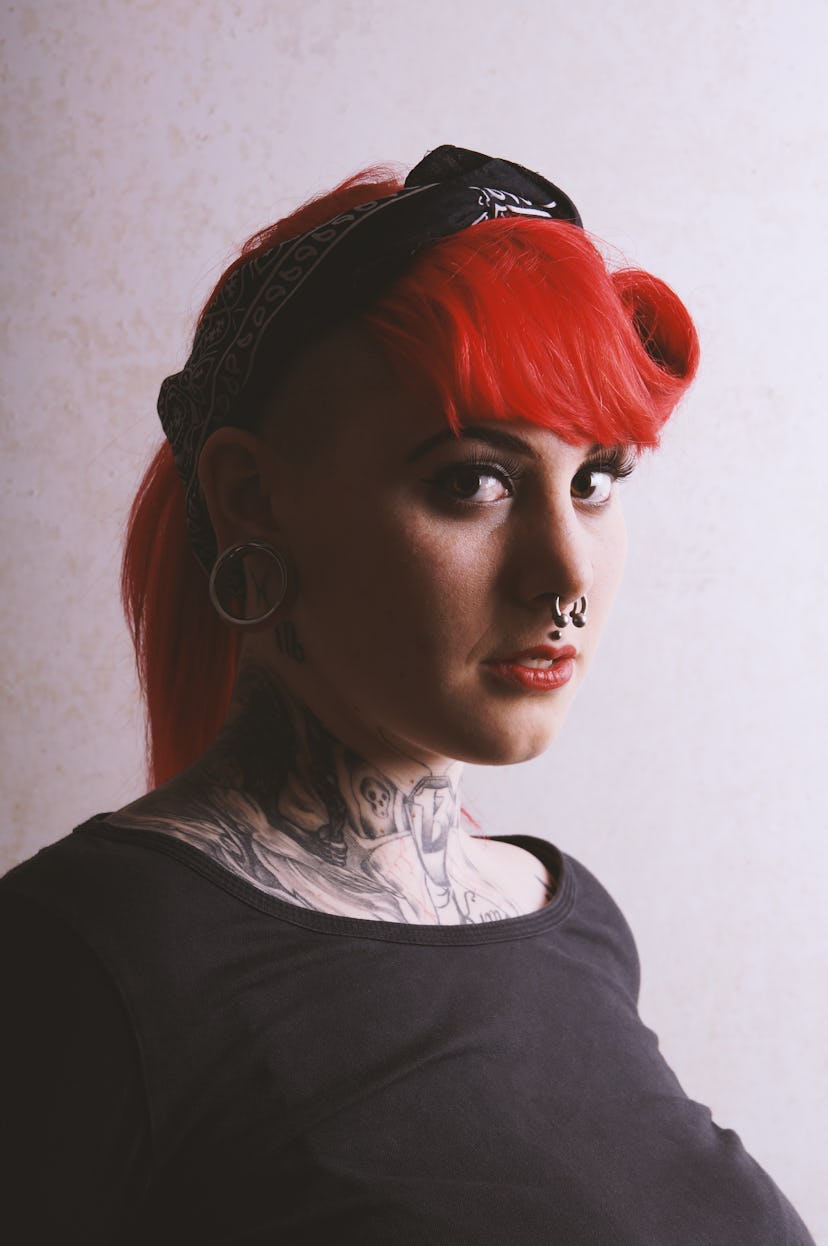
left=440, top=706, right=570, bottom=768
left=487, top=728, right=564, bottom=767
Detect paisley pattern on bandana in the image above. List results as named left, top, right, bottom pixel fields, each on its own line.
left=157, top=147, right=582, bottom=573
left=469, top=186, right=561, bottom=223
left=159, top=190, right=431, bottom=571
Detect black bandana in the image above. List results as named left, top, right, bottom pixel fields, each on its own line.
left=157, top=145, right=583, bottom=572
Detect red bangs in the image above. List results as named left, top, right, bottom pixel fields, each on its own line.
left=364, top=217, right=698, bottom=449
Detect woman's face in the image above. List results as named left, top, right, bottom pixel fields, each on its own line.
left=257, top=328, right=628, bottom=770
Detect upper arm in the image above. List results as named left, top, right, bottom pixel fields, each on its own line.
left=0, top=889, right=151, bottom=1244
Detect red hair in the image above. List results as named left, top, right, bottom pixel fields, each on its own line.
left=123, top=169, right=698, bottom=787
left=367, top=221, right=697, bottom=447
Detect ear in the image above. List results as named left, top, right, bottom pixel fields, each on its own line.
left=197, top=428, right=284, bottom=551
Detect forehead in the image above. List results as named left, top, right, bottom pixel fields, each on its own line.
left=264, top=323, right=592, bottom=467
left=263, top=323, right=438, bottom=452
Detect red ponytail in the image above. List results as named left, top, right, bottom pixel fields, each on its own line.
left=121, top=442, right=240, bottom=787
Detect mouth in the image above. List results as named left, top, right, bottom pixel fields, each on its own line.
left=482, top=645, right=578, bottom=692
left=489, top=644, right=578, bottom=667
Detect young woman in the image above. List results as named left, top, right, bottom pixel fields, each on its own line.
left=1, top=146, right=815, bottom=1244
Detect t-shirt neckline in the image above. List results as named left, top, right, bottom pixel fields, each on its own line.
left=79, top=816, right=575, bottom=946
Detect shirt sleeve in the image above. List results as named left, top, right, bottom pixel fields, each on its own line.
left=0, top=888, right=151, bottom=1245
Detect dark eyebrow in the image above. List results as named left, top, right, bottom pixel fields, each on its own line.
left=405, top=424, right=542, bottom=464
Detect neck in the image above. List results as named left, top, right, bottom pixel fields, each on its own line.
left=212, top=661, right=466, bottom=879
left=123, top=661, right=526, bottom=925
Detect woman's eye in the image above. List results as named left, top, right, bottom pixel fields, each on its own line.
left=434, top=464, right=513, bottom=503
left=571, top=468, right=614, bottom=505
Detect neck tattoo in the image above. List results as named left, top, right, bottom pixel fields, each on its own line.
left=113, top=663, right=526, bottom=925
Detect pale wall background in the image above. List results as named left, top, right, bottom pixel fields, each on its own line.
left=1, top=0, right=826, bottom=1237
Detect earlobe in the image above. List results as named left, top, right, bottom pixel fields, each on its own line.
left=197, top=428, right=282, bottom=548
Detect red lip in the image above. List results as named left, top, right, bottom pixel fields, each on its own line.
left=492, top=644, right=577, bottom=663
left=483, top=644, right=578, bottom=692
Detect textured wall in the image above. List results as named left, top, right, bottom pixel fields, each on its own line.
left=2, top=0, right=826, bottom=1235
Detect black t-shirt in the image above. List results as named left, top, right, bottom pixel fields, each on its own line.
left=0, top=817, right=816, bottom=1245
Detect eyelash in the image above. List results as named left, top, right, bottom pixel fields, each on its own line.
left=425, top=444, right=637, bottom=506
left=425, top=449, right=526, bottom=503
left=578, top=445, right=638, bottom=485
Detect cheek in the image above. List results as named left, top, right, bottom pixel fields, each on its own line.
left=612, top=513, right=629, bottom=586
left=291, top=507, right=464, bottom=642
left=590, top=512, right=628, bottom=627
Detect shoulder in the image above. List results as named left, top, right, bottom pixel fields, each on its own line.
left=0, top=817, right=240, bottom=983
left=505, top=833, right=642, bottom=1001
left=1, top=832, right=152, bottom=1240
left=566, top=850, right=642, bottom=1002
left=3, top=817, right=174, bottom=922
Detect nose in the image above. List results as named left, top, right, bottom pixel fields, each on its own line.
left=514, top=495, right=594, bottom=619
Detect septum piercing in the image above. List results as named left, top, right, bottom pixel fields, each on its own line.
left=551, top=595, right=588, bottom=631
